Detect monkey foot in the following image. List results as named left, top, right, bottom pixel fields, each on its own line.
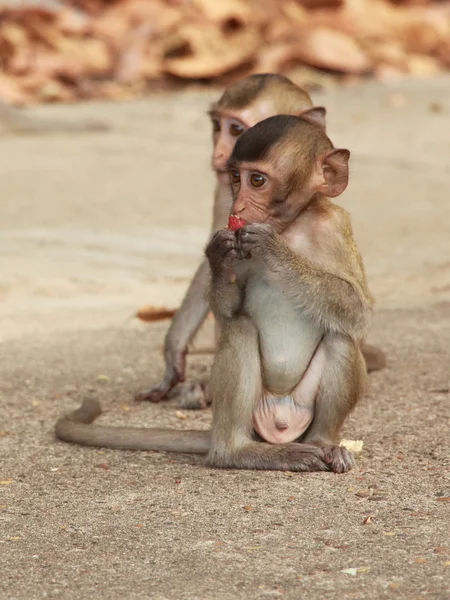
left=323, top=446, right=355, bottom=473
left=135, top=384, right=172, bottom=403
left=178, top=381, right=210, bottom=410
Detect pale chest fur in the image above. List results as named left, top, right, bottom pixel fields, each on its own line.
left=234, top=257, right=323, bottom=395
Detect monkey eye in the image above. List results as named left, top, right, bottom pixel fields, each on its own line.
left=229, top=122, right=244, bottom=137
left=250, top=173, right=266, bottom=188
left=212, top=119, right=221, bottom=133
left=229, top=169, right=241, bottom=184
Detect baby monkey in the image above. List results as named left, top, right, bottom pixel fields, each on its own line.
left=137, top=73, right=385, bottom=406
left=56, top=115, right=372, bottom=473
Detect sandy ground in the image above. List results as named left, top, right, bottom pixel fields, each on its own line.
left=1, top=76, right=449, bottom=600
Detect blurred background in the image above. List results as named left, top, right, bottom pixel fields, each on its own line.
left=1, top=0, right=450, bottom=104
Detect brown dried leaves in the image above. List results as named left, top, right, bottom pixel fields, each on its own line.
left=0, top=0, right=449, bottom=104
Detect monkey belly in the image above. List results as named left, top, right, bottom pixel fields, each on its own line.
left=244, top=276, right=323, bottom=394
left=252, top=342, right=327, bottom=444
left=253, top=395, right=313, bottom=444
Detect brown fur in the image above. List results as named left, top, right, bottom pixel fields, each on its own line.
left=57, top=115, right=371, bottom=473
left=136, top=74, right=385, bottom=406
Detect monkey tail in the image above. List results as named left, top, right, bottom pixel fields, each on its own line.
left=55, top=398, right=210, bottom=454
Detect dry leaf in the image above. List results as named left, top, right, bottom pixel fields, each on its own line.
left=38, top=79, right=75, bottom=102
left=195, top=0, right=253, bottom=27
left=116, top=23, right=159, bottom=84
left=295, top=27, right=371, bottom=73
left=164, top=24, right=261, bottom=79
left=253, top=43, right=299, bottom=74
left=68, top=38, right=112, bottom=76
left=56, top=8, right=90, bottom=35
left=1, top=22, right=29, bottom=47
left=1, top=0, right=449, bottom=104
left=136, top=306, right=177, bottom=322
left=407, top=54, right=441, bottom=77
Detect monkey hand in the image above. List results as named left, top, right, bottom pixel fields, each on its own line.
left=237, top=223, right=278, bottom=260
left=205, top=230, right=239, bottom=274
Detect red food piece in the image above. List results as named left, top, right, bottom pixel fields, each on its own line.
left=228, top=215, right=246, bottom=232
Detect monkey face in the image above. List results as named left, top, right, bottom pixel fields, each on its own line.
left=227, top=162, right=287, bottom=229
left=226, top=115, right=351, bottom=232
left=210, top=113, right=248, bottom=182
left=209, top=101, right=299, bottom=184
left=208, top=101, right=327, bottom=186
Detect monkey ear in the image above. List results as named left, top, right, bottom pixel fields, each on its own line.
left=299, top=106, right=327, bottom=130
left=317, top=149, right=350, bottom=198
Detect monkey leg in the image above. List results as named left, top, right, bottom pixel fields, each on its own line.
left=206, top=316, right=329, bottom=472
left=173, top=320, right=222, bottom=410
left=361, top=342, right=386, bottom=373
left=136, top=260, right=211, bottom=403
left=253, top=341, right=327, bottom=444
left=176, top=318, right=223, bottom=410
left=301, top=335, right=366, bottom=473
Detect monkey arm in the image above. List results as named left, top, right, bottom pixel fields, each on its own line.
left=135, top=186, right=229, bottom=403
left=283, top=255, right=370, bottom=339
left=135, top=260, right=211, bottom=402
left=206, top=229, right=243, bottom=322
left=208, top=275, right=243, bottom=322
left=239, top=224, right=372, bottom=339
left=163, top=260, right=211, bottom=365
left=271, top=245, right=371, bottom=339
